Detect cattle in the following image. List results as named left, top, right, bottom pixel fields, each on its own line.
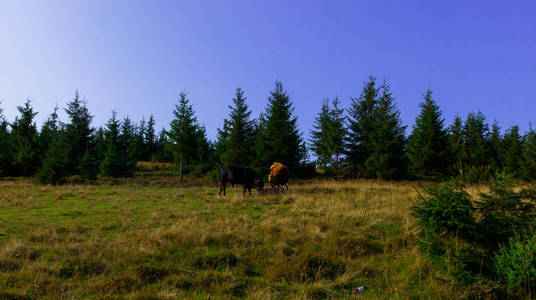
left=268, top=162, right=290, bottom=191
left=218, top=165, right=261, bottom=197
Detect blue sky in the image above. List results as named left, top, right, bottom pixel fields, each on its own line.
left=1, top=0, right=535, bottom=140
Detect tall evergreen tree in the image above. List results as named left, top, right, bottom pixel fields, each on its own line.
left=503, top=126, right=522, bottom=177
left=100, top=112, right=134, bottom=177
left=488, top=121, right=503, bottom=173
left=463, top=111, right=491, bottom=181
left=254, top=81, right=305, bottom=173
left=218, top=88, right=256, bottom=166
left=327, top=97, right=346, bottom=170
left=0, top=102, right=12, bottom=177
left=119, top=116, right=138, bottom=176
left=167, top=91, right=205, bottom=181
left=346, top=78, right=377, bottom=176
left=132, top=118, right=146, bottom=161
left=64, top=90, right=94, bottom=174
left=35, top=108, right=68, bottom=184
left=367, top=81, right=407, bottom=179
left=145, top=115, right=156, bottom=161
left=521, top=126, right=536, bottom=180
left=309, top=100, right=332, bottom=167
left=346, top=77, right=406, bottom=179
left=449, top=115, right=464, bottom=175
left=11, top=99, right=40, bottom=176
left=39, top=106, right=60, bottom=157
left=309, top=97, right=346, bottom=169
left=407, top=89, right=450, bottom=178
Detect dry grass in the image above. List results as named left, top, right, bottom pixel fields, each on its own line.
left=0, top=175, right=465, bottom=299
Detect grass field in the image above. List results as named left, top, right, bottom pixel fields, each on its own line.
left=0, top=165, right=469, bottom=299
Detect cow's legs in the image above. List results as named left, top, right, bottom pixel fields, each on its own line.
left=242, top=186, right=247, bottom=197
left=219, top=183, right=226, bottom=197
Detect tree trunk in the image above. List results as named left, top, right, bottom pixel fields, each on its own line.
left=179, top=152, right=183, bottom=183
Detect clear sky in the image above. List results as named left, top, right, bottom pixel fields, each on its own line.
left=1, top=0, right=535, bottom=140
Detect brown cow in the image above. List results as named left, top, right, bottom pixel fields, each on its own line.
left=268, top=162, right=290, bottom=191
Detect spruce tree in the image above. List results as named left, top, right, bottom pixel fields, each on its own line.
left=11, top=99, right=40, bottom=176
left=217, top=88, right=256, bottom=166
left=167, top=91, right=202, bottom=182
left=100, top=112, right=125, bottom=177
left=39, top=106, right=60, bottom=157
left=346, top=77, right=378, bottom=177
left=449, top=115, right=464, bottom=175
left=366, top=81, right=407, bottom=179
left=215, top=119, right=231, bottom=164
left=407, top=89, right=450, bottom=178
left=0, top=103, right=12, bottom=177
left=327, top=97, right=346, bottom=170
left=463, top=112, right=491, bottom=181
left=309, top=100, right=332, bottom=167
left=64, top=90, right=94, bottom=174
left=254, top=81, right=305, bottom=173
left=521, top=126, right=536, bottom=180
left=488, top=121, right=503, bottom=173
left=35, top=107, right=69, bottom=184
left=346, top=78, right=406, bottom=179
left=503, top=126, right=522, bottom=177
left=119, top=116, right=137, bottom=176
left=132, top=118, right=146, bottom=161
left=145, top=115, right=156, bottom=161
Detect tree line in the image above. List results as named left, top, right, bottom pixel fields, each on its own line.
left=0, top=78, right=535, bottom=184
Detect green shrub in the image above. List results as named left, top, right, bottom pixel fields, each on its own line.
left=495, top=234, right=536, bottom=297
left=413, top=174, right=536, bottom=295
left=412, top=180, right=478, bottom=241
left=476, top=174, right=536, bottom=249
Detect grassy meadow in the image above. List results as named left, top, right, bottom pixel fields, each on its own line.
left=0, top=163, right=470, bottom=299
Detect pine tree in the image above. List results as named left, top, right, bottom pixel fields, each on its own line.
left=309, top=100, right=331, bottom=168
left=346, top=77, right=378, bottom=177
left=11, top=99, right=40, bottom=176
left=521, top=126, right=536, bottom=180
left=35, top=107, right=69, bottom=184
left=100, top=112, right=134, bottom=177
left=366, top=81, right=407, bottom=179
left=346, top=78, right=406, bottom=179
left=155, top=129, right=173, bottom=162
left=132, top=118, right=146, bottom=161
left=39, top=106, right=60, bottom=157
left=215, top=119, right=231, bottom=164
left=488, top=121, right=503, bottom=173
left=0, top=103, right=12, bottom=177
left=145, top=115, right=156, bottom=161
left=64, top=90, right=94, bottom=174
left=119, top=116, right=137, bottom=176
left=327, top=97, right=346, bottom=170
left=463, top=111, right=491, bottom=182
left=503, top=126, right=522, bottom=177
left=94, top=127, right=107, bottom=163
left=449, top=115, right=464, bottom=175
left=218, top=88, right=256, bottom=166
left=167, top=91, right=202, bottom=182
left=407, top=89, right=450, bottom=178
left=254, top=81, right=305, bottom=173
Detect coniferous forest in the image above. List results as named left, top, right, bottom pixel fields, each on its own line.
left=1, top=77, right=536, bottom=184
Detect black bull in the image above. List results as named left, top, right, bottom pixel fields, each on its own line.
left=218, top=166, right=262, bottom=196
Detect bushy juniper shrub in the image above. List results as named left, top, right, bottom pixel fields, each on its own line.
left=412, top=174, right=536, bottom=297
